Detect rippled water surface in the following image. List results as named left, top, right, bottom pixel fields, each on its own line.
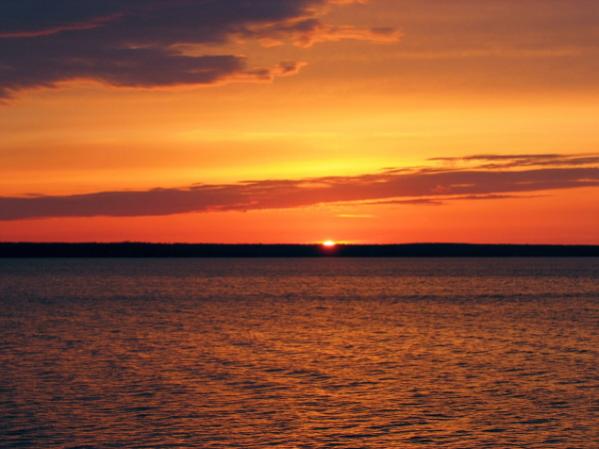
left=1, top=258, right=598, bottom=448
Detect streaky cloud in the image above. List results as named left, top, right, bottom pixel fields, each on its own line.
left=0, top=153, right=597, bottom=221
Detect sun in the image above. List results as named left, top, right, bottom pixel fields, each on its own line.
left=322, top=240, right=337, bottom=248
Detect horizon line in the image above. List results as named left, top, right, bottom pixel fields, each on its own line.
left=1, top=242, right=598, bottom=246
left=2, top=242, right=598, bottom=258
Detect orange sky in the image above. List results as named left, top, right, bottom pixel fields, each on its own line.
left=0, top=0, right=598, bottom=243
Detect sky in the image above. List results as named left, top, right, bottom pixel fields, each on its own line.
left=1, top=0, right=598, bottom=244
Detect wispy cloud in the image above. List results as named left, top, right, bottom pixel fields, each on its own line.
left=430, top=154, right=599, bottom=170
left=1, top=153, right=597, bottom=221
left=355, top=193, right=542, bottom=207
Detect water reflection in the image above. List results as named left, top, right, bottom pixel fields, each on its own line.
left=1, top=258, right=598, bottom=448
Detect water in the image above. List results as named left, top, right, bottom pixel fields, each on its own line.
left=1, top=258, right=598, bottom=448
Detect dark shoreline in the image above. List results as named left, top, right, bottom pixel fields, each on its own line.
left=1, top=243, right=598, bottom=258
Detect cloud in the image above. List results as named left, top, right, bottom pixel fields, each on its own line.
left=430, top=153, right=599, bottom=170
left=0, top=0, right=398, bottom=98
left=251, top=19, right=401, bottom=48
left=358, top=193, right=542, bottom=207
left=1, top=153, right=597, bottom=221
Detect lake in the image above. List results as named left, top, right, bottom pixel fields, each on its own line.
left=1, top=258, right=598, bottom=448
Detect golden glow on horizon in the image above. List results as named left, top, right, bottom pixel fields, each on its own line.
left=0, top=1, right=598, bottom=243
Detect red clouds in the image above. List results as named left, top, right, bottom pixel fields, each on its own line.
left=1, top=153, right=597, bottom=220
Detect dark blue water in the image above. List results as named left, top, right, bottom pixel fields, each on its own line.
left=1, top=258, right=598, bottom=448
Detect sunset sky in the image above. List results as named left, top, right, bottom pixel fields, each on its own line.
left=1, top=0, right=598, bottom=243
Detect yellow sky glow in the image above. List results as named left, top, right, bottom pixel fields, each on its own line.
left=0, top=0, right=598, bottom=243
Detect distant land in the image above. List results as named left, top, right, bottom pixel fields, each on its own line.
left=0, top=243, right=598, bottom=258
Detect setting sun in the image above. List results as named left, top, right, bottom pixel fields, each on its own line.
left=0, top=2, right=598, bottom=448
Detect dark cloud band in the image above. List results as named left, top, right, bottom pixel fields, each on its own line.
left=1, top=153, right=597, bottom=221
left=0, top=0, right=395, bottom=97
